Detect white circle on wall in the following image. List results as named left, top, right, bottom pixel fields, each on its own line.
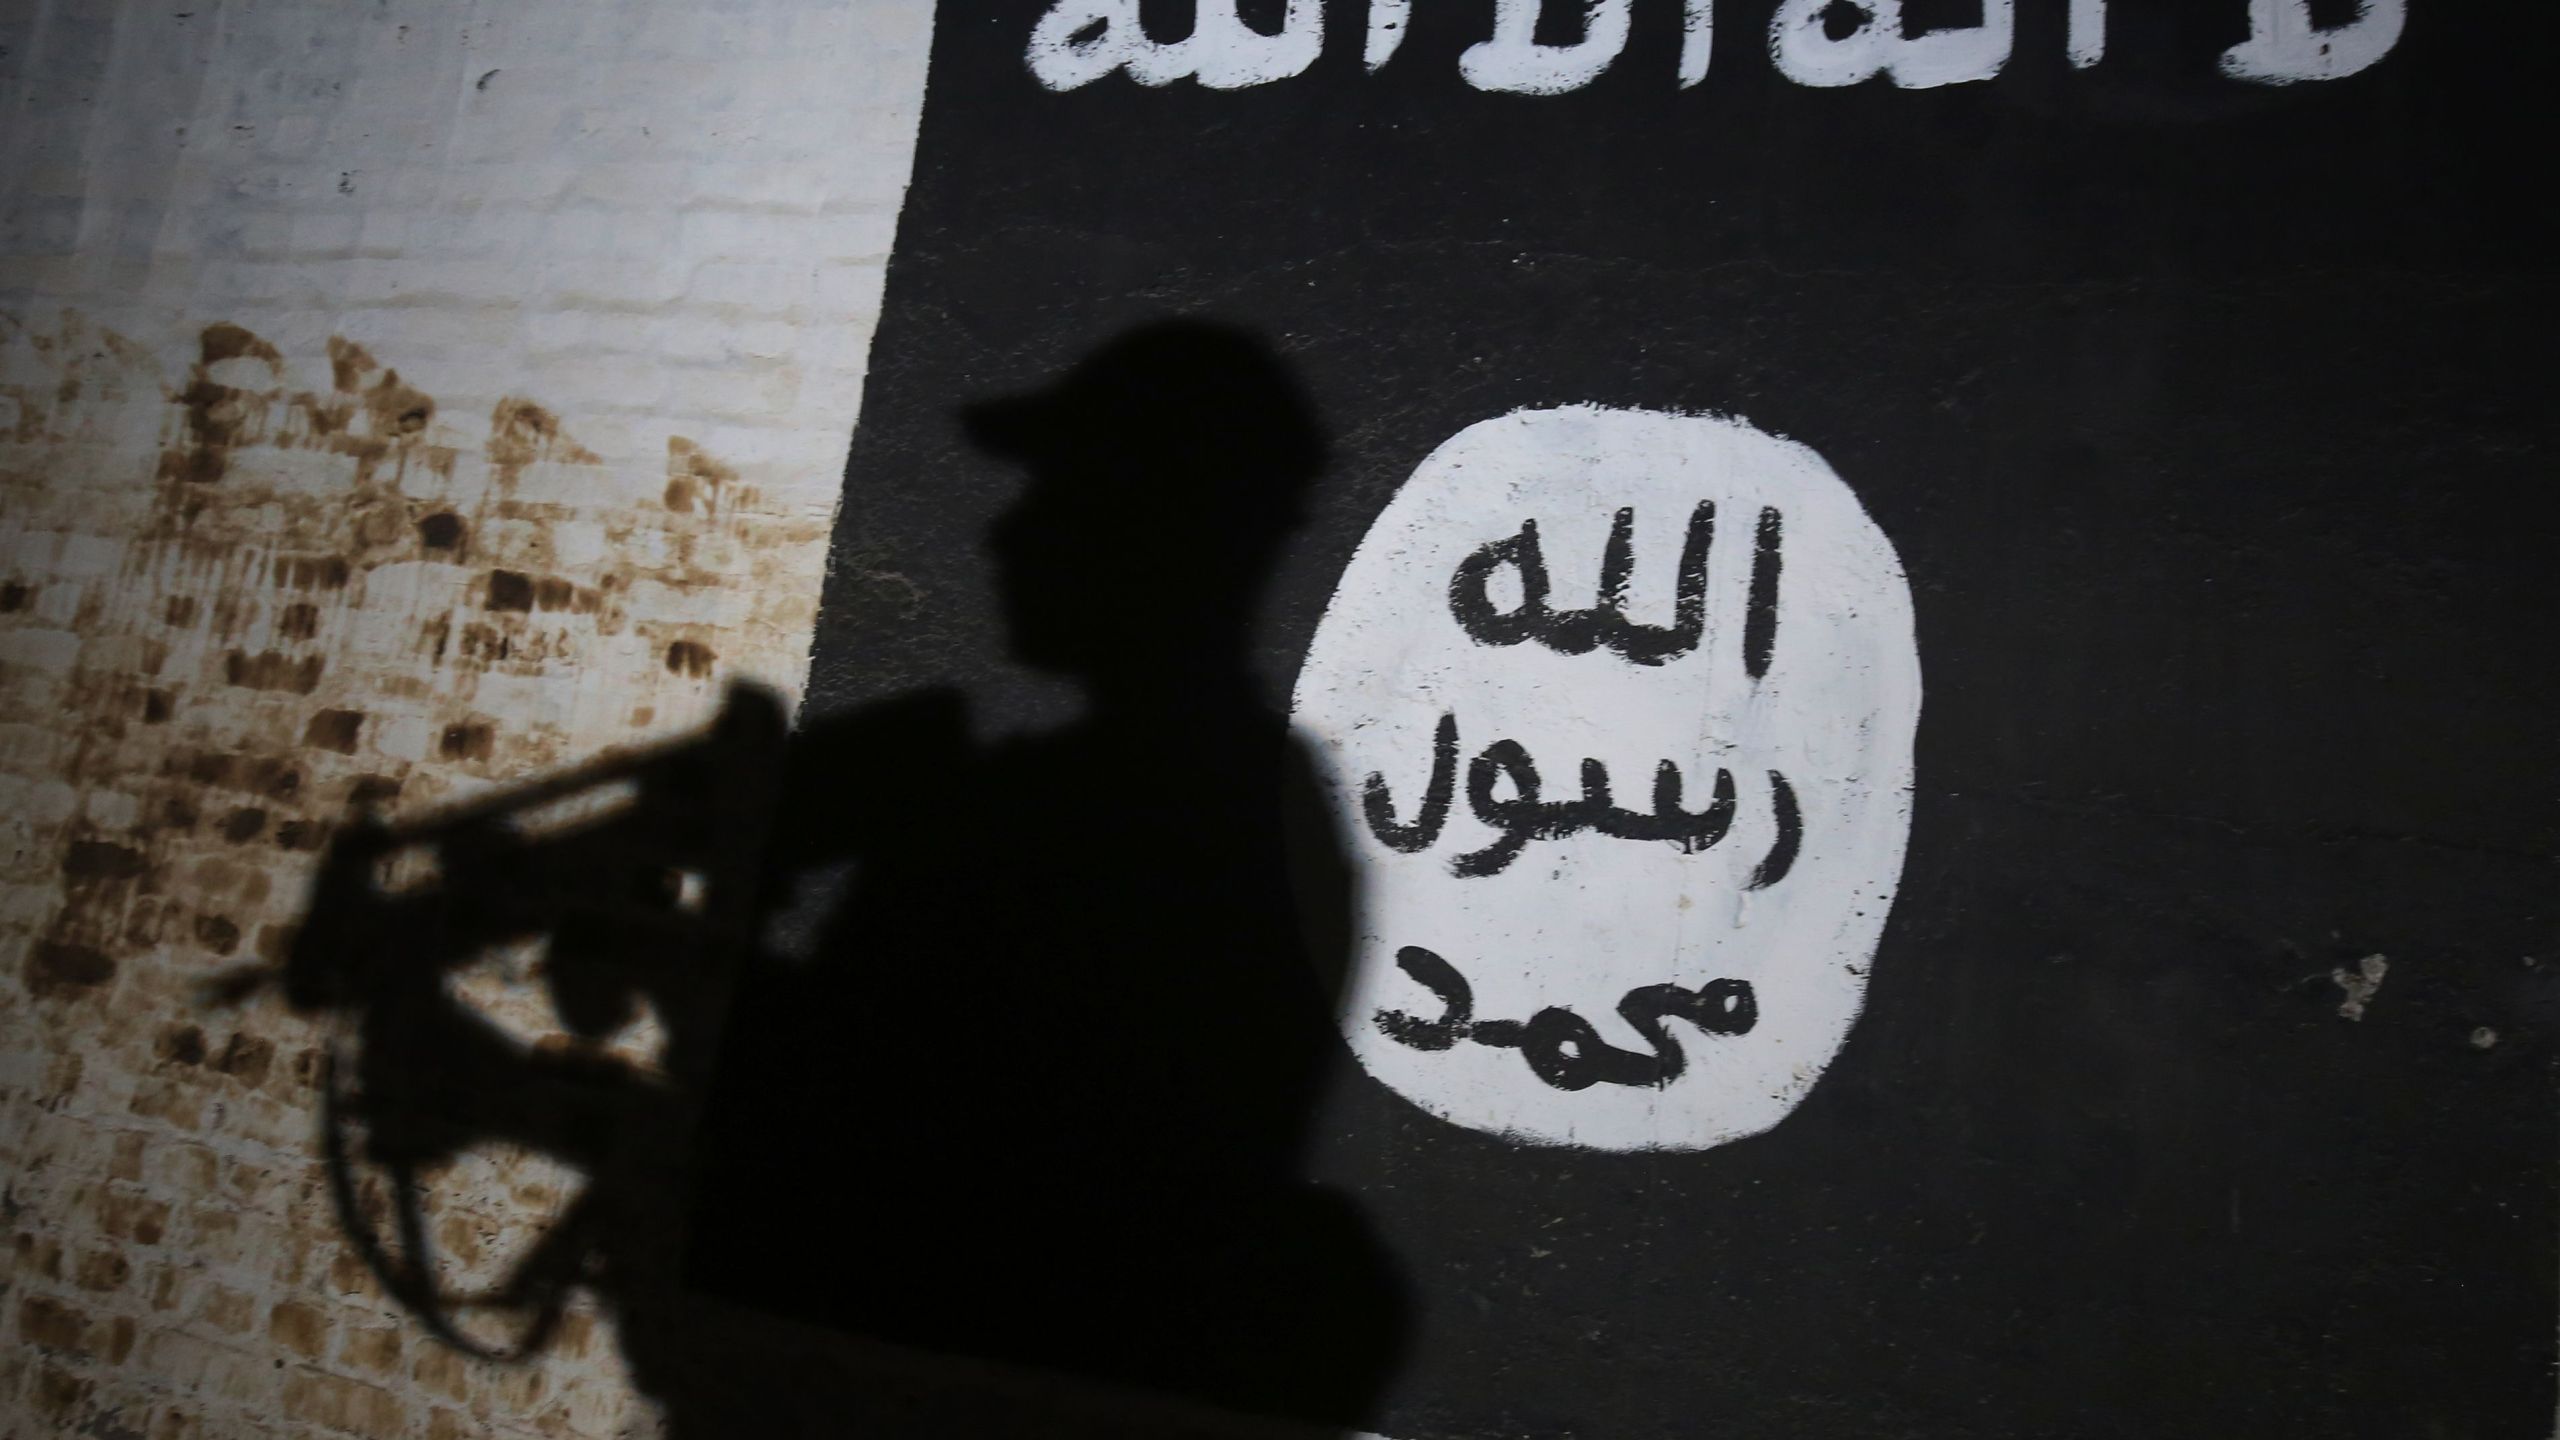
left=1291, top=405, right=1920, bottom=1151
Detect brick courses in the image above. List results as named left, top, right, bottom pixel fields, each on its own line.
left=0, top=3, right=933, bottom=1435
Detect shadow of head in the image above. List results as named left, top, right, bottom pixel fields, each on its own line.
left=966, top=320, right=1324, bottom=679
left=247, top=322, right=1404, bottom=1437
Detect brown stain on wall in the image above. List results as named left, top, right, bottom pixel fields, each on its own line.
left=362, top=370, right=435, bottom=441
left=62, top=839, right=150, bottom=882
left=664, top=640, right=716, bottom=679
left=438, top=720, right=496, bottom=762
left=202, top=323, right=283, bottom=370
left=157, top=1024, right=207, bottom=1066
left=663, top=436, right=739, bottom=514
left=1, top=308, right=836, bottom=1438
left=224, top=650, right=326, bottom=694
left=276, top=556, right=352, bottom=591
left=25, top=940, right=117, bottom=998
left=416, top=511, right=467, bottom=553
left=489, top=397, right=600, bottom=485
left=302, top=708, right=364, bottom=754
left=194, top=913, right=241, bottom=955
left=485, top=569, right=536, bottom=611
left=158, top=323, right=286, bottom=487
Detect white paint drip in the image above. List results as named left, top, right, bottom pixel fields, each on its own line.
left=2222, top=0, right=2405, bottom=84
left=1024, top=0, right=2398, bottom=92
left=1367, top=0, right=1413, bottom=70
left=1768, top=0, right=2016, bottom=89
left=1461, top=0, right=1635, bottom=95
left=1027, top=0, right=1324, bottom=91
left=2067, top=0, right=2107, bottom=68
left=1680, top=0, right=1716, bottom=88
left=1291, top=407, right=1920, bottom=1152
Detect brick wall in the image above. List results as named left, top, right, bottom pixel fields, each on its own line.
left=0, top=3, right=934, bottom=1435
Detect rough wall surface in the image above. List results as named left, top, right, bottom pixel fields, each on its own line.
left=794, top=3, right=2553, bottom=1436
left=0, top=2, right=933, bottom=1435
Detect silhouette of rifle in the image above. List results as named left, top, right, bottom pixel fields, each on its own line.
left=226, top=687, right=786, bottom=1357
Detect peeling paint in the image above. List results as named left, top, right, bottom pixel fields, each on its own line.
left=0, top=312, right=851, bottom=1437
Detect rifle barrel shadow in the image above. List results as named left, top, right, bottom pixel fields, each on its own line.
left=272, top=321, right=1408, bottom=1439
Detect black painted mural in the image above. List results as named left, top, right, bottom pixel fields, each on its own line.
left=696, top=2, right=2557, bottom=1434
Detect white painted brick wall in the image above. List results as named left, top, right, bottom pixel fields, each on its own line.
left=0, top=1, right=934, bottom=1435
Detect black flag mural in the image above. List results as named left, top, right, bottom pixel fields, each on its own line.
left=693, top=2, right=2556, bottom=1435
